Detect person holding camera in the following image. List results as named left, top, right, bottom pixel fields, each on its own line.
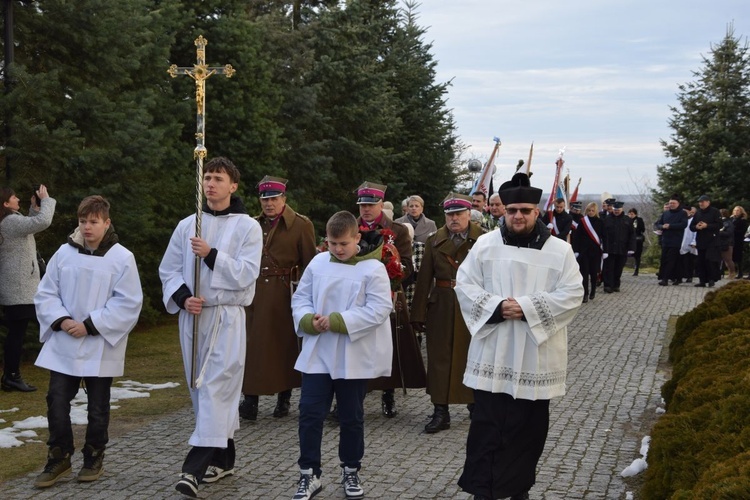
left=0, top=184, right=56, bottom=392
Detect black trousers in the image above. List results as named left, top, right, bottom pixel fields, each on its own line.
left=458, top=391, right=549, bottom=499
left=2, top=304, right=35, bottom=375
left=47, top=371, right=112, bottom=455
left=577, top=253, right=600, bottom=297
left=603, top=254, right=627, bottom=288
left=182, top=439, right=235, bottom=482
left=695, top=248, right=720, bottom=283
left=659, top=246, right=681, bottom=282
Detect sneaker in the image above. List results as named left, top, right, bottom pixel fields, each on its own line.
left=175, top=473, right=199, bottom=498
left=34, top=447, right=72, bottom=488
left=293, top=469, right=322, bottom=500
left=203, top=465, right=234, bottom=484
left=77, top=445, right=105, bottom=482
left=341, top=466, right=364, bottom=499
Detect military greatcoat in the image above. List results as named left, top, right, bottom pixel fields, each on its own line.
left=410, top=223, right=484, bottom=404
left=242, top=205, right=317, bottom=395
left=359, top=214, right=427, bottom=390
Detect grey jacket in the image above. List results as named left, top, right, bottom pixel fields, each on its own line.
left=395, top=214, right=437, bottom=244
left=0, top=197, right=56, bottom=305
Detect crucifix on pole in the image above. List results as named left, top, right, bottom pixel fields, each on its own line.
left=168, top=35, right=236, bottom=389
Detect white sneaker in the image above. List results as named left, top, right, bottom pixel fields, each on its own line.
left=203, top=465, right=234, bottom=483
left=341, top=466, right=364, bottom=499
left=293, top=468, right=322, bottom=500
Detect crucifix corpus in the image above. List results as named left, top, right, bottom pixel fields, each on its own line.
left=168, top=35, right=236, bottom=388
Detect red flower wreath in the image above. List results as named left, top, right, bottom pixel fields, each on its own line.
left=379, top=228, right=404, bottom=291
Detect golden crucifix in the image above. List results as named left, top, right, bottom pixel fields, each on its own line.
left=168, top=35, right=236, bottom=389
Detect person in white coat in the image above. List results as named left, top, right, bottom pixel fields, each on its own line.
left=290, top=211, right=393, bottom=500
left=33, top=195, right=143, bottom=488
left=159, top=157, right=262, bottom=497
left=455, top=173, right=583, bottom=500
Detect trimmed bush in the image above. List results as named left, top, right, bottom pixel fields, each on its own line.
left=644, top=281, right=750, bottom=498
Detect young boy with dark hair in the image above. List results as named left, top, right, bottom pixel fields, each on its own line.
left=159, top=156, right=262, bottom=497
left=33, top=195, right=143, bottom=488
left=290, top=211, right=393, bottom=500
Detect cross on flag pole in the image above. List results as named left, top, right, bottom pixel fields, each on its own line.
left=168, top=35, right=236, bottom=389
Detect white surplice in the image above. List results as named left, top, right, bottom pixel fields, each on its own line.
left=159, top=212, right=261, bottom=447
left=35, top=243, right=143, bottom=377
left=292, top=252, right=393, bottom=380
left=455, top=230, right=583, bottom=400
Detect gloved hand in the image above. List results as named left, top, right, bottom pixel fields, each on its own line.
left=546, top=223, right=554, bottom=230
left=603, top=253, right=609, bottom=259
left=627, top=250, right=634, bottom=256
left=411, top=322, right=426, bottom=333
left=574, top=252, right=580, bottom=258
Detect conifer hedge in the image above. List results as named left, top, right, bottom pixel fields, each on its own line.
left=643, top=281, right=750, bottom=498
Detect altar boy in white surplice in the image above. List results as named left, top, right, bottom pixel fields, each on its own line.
left=291, top=211, right=393, bottom=500
left=34, top=195, right=143, bottom=488
left=159, top=157, right=262, bottom=497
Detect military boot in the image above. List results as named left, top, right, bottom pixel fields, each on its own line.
left=424, top=404, right=450, bottom=433
left=273, top=390, right=292, bottom=418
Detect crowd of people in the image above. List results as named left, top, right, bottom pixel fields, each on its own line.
left=5, top=164, right=749, bottom=500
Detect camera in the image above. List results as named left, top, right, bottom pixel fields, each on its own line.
left=32, top=185, right=41, bottom=207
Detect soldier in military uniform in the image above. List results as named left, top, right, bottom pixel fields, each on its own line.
left=356, top=181, right=426, bottom=417
left=411, top=193, right=485, bottom=433
left=240, top=176, right=317, bottom=420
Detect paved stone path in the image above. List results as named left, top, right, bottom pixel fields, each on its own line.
left=2, top=274, right=713, bottom=499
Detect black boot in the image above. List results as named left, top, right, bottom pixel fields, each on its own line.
left=238, top=395, right=258, bottom=421
left=273, top=390, right=291, bottom=418
left=381, top=390, right=397, bottom=418
left=1, top=372, right=37, bottom=392
left=424, top=404, right=450, bottom=433
left=510, top=491, right=530, bottom=500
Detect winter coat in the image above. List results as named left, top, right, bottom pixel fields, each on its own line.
left=243, top=205, right=317, bottom=395
left=410, top=223, right=485, bottom=404
left=0, top=197, right=56, bottom=305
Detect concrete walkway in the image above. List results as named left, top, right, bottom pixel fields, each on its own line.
left=2, top=273, right=713, bottom=499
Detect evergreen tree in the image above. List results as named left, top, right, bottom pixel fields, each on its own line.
left=1, top=0, right=185, bottom=319
left=656, top=26, right=750, bottom=208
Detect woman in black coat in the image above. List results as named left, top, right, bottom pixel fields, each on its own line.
left=731, top=206, right=748, bottom=278
left=572, top=202, right=606, bottom=302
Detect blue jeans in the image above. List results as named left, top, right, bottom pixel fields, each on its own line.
left=298, top=374, right=367, bottom=477
left=46, top=370, right=112, bottom=454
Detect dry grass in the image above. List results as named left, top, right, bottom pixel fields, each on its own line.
left=0, top=318, right=189, bottom=484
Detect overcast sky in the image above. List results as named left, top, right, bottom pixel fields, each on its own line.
left=410, top=1, right=750, bottom=198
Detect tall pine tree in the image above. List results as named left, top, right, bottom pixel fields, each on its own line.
left=657, top=26, right=750, bottom=208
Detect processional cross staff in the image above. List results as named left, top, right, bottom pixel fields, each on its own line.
left=168, top=35, right=236, bottom=389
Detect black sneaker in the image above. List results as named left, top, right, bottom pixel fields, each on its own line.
left=34, top=447, right=72, bottom=488
left=175, top=473, right=199, bottom=498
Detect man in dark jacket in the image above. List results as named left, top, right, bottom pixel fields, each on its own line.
left=602, top=201, right=635, bottom=293
left=689, top=194, right=722, bottom=287
left=542, top=198, right=573, bottom=240
left=654, top=195, right=688, bottom=286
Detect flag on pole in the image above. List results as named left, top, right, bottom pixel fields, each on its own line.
left=569, top=177, right=581, bottom=203
left=543, top=148, right=565, bottom=215
left=472, top=137, right=501, bottom=198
